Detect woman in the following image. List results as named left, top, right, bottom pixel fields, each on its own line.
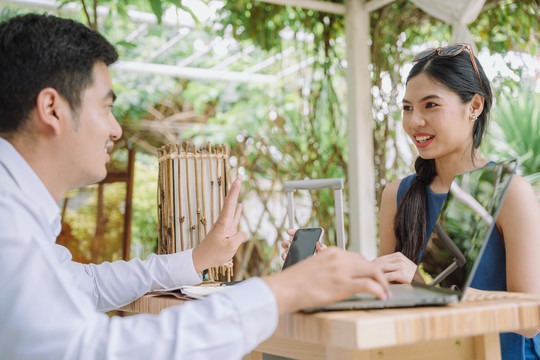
left=375, top=43, right=540, bottom=359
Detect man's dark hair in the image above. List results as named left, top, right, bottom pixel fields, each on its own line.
left=0, top=13, right=118, bottom=134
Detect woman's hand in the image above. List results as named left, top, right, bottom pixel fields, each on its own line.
left=372, top=252, right=417, bottom=284
left=280, top=228, right=327, bottom=260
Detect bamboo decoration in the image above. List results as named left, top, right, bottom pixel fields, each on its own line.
left=175, top=144, right=185, bottom=251
left=157, top=142, right=232, bottom=281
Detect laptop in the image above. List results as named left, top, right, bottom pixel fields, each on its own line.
left=304, top=159, right=517, bottom=312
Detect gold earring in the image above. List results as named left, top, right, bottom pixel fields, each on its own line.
left=470, top=112, right=477, bottom=121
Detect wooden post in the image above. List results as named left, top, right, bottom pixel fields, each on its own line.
left=176, top=144, right=185, bottom=251
left=122, top=145, right=135, bottom=260
left=194, top=144, right=203, bottom=245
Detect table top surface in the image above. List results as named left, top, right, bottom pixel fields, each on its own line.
left=121, top=291, right=540, bottom=350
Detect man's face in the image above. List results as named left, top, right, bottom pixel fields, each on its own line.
left=64, top=61, right=122, bottom=188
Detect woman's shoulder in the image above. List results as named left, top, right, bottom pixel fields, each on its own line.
left=497, top=174, right=539, bottom=228
left=503, top=174, right=537, bottom=206
left=382, top=177, right=410, bottom=198
left=384, top=174, right=416, bottom=191
left=380, top=174, right=417, bottom=206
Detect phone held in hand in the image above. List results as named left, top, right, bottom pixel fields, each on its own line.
left=282, top=227, right=324, bottom=270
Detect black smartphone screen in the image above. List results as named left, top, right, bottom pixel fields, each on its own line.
left=282, top=228, right=323, bottom=270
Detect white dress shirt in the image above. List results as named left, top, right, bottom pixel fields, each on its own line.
left=0, top=137, right=278, bottom=359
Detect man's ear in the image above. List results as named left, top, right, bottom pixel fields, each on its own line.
left=35, top=88, right=71, bottom=136
left=470, top=93, right=485, bottom=116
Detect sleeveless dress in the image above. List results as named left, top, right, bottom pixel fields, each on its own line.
left=397, top=174, right=540, bottom=360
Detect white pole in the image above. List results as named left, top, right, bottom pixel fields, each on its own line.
left=111, top=61, right=277, bottom=84
left=344, top=0, right=377, bottom=259
left=334, top=188, right=345, bottom=249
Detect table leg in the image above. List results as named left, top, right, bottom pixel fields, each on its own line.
left=473, top=333, right=501, bottom=360
left=243, top=351, right=263, bottom=360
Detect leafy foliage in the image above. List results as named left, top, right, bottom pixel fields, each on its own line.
left=62, top=183, right=126, bottom=263
left=60, top=150, right=160, bottom=262
left=484, top=79, right=540, bottom=199
left=475, top=0, right=539, bottom=55
left=180, top=2, right=350, bottom=252
left=491, top=82, right=540, bottom=176
left=4, top=0, right=538, bottom=266
left=131, top=153, right=160, bottom=257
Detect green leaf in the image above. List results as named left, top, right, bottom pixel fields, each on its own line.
left=148, top=0, right=163, bottom=23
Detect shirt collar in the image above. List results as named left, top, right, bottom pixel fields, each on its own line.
left=0, top=137, right=62, bottom=239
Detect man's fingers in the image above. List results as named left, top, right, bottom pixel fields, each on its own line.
left=228, top=231, right=248, bottom=249
left=351, top=260, right=390, bottom=296
left=232, top=203, right=243, bottom=228
left=219, top=177, right=242, bottom=222
left=350, top=278, right=390, bottom=300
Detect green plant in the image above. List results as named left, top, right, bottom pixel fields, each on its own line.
left=485, top=80, right=540, bottom=197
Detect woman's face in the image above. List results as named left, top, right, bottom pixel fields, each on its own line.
left=402, top=73, right=476, bottom=162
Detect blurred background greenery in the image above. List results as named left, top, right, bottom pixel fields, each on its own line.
left=1, top=0, right=537, bottom=276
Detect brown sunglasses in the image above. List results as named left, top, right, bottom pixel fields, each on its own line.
left=412, top=43, right=483, bottom=86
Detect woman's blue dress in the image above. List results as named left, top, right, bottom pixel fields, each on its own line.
left=397, top=174, right=540, bottom=359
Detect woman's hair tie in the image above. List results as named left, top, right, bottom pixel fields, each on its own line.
left=416, top=174, right=429, bottom=184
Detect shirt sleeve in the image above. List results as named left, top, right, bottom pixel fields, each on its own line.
left=0, top=194, right=279, bottom=360
left=57, top=245, right=203, bottom=312
left=104, top=278, right=278, bottom=359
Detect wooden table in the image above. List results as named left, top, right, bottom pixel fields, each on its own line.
left=121, top=292, right=540, bottom=360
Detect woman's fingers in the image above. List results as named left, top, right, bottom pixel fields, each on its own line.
left=286, top=228, right=296, bottom=237
left=280, top=240, right=291, bottom=260
left=373, top=252, right=416, bottom=284
left=315, top=242, right=327, bottom=254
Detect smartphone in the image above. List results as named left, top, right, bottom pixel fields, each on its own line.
left=282, top=227, right=324, bottom=270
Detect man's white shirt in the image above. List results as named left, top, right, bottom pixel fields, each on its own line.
left=0, top=137, right=278, bottom=359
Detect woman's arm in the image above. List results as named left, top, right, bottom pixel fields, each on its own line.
left=373, top=180, right=418, bottom=284
left=498, top=175, right=540, bottom=337
left=378, top=180, right=400, bottom=256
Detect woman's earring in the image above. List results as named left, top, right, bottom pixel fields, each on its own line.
left=469, top=112, right=478, bottom=121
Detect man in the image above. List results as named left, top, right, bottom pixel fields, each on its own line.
left=0, top=14, right=390, bottom=359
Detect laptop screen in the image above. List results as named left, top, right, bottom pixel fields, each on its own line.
left=415, top=159, right=516, bottom=297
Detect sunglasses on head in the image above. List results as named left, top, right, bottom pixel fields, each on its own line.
left=412, top=43, right=483, bottom=86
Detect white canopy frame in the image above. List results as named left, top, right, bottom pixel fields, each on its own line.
left=2, top=0, right=315, bottom=84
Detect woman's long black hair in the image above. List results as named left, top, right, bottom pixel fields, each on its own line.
left=394, top=46, right=493, bottom=262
